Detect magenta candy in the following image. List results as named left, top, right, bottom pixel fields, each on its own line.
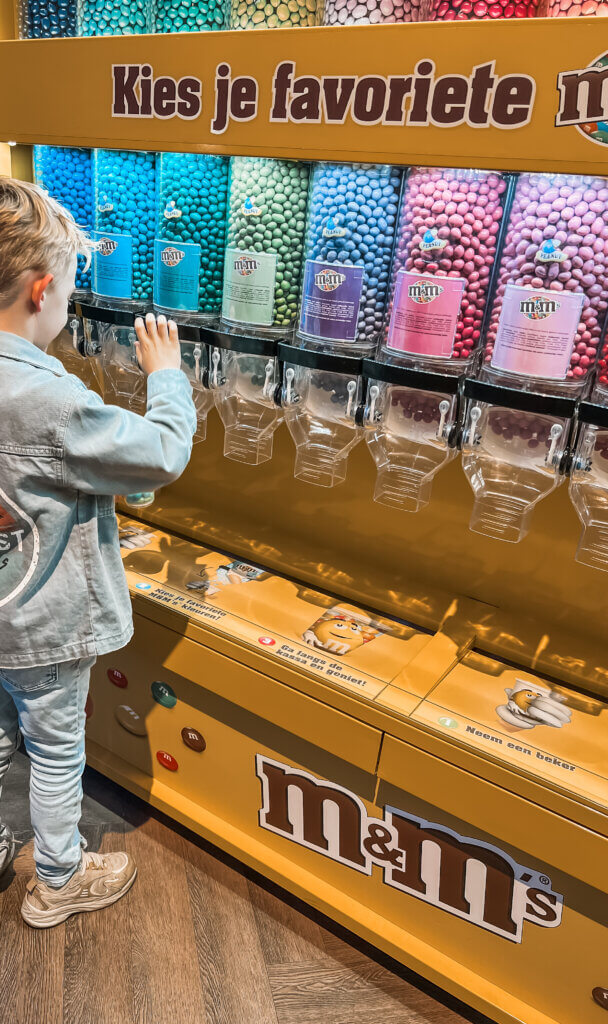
left=384, top=167, right=509, bottom=365
left=484, top=172, right=608, bottom=386
left=323, top=0, right=420, bottom=22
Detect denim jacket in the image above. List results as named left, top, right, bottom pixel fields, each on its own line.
left=0, top=331, right=196, bottom=668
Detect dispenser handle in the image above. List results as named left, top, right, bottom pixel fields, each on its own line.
left=363, top=384, right=380, bottom=428
left=462, top=405, right=482, bottom=451
left=262, top=359, right=275, bottom=400
left=283, top=366, right=298, bottom=406
left=70, top=317, right=80, bottom=352
left=193, top=343, right=202, bottom=384
left=210, top=347, right=221, bottom=390
left=545, top=423, right=564, bottom=472
left=345, top=380, right=357, bottom=420
left=436, top=399, right=451, bottom=443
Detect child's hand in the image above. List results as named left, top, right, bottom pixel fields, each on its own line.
left=134, top=313, right=182, bottom=375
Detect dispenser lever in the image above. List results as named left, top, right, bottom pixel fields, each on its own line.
left=262, top=359, right=275, bottom=400
left=345, top=380, right=357, bottom=420
left=545, top=423, right=564, bottom=470
left=284, top=367, right=297, bottom=405
left=365, top=384, right=380, bottom=427
left=463, top=405, right=482, bottom=449
left=70, top=318, right=80, bottom=352
left=437, top=399, right=450, bottom=441
left=210, top=347, right=221, bottom=389
left=193, top=344, right=202, bottom=384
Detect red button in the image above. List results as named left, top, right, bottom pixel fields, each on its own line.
left=85, top=694, right=94, bottom=719
left=258, top=636, right=276, bottom=646
left=156, top=750, right=178, bottom=772
left=107, top=668, right=128, bottom=688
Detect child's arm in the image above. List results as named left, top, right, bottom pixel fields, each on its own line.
left=62, top=315, right=197, bottom=496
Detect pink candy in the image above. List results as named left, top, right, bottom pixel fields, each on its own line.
left=484, top=172, right=608, bottom=383
left=387, top=167, right=509, bottom=362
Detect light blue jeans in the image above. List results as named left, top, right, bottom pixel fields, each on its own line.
left=0, top=657, right=96, bottom=887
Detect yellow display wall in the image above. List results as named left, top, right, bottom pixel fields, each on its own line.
left=6, top=9, right=608, bottom=1020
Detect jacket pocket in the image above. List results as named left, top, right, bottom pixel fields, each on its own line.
left=0, top=663, right=58, bottom=691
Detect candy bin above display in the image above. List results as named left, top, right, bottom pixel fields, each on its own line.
left=92, top=149, right=156, bottom=308
left=229, top=0, right=317, bottom=27
left=362, top=167, right=510, bottom=512
left=483, top=172, right=608, bottom=393
left=460, top=171, right=608, bottom=543
left=283, top=162, right=403, bottom=488
left=217, top=157, right=310, bottom=465
left=320, top=0, right=421, bottom=24
left=77, top=0, right=153, bottom=33
left=34, top=146, right=93, bottom=294
left=154, top=152, right=229, bottom=326
left=20, top=0, right=77, bottom=36
left=547, top=0, right=608, bottom=15
left=155, top=0, right=227, bottom=30
left=428, top=0, right=538, bottom=18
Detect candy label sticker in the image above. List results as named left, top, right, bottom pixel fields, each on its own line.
left=0, top=489, right=39, bottom=609
left=420, top=229, right=447, bottom=254
left=322, top=217, right=347, bottom=239
left=387, top=271, right=465, bottom=359
left=154, top=238, right=201, bottom=312
left=240, top=197, right=262, bottom=217
left=92, top=230, right=132, bottom=300
left=299, top=259, right=364, bottom=344
left=492, top=284, right=585, bottom=380
left=222, top=247, right=277, bottom=327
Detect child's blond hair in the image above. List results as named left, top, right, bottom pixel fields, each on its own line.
left=0, top=176, right=93, bottom=309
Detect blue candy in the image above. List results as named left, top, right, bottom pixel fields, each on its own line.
left=301, top=162, right=403, bottom=346
left=33, top=145, right=93, bottom=292
left=21, top=0, right=76, bottom=36
left=93, top=149, right=156, bottom=303
left=155, top=152, right=229, bottom=320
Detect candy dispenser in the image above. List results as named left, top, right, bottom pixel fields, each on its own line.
left=282, top=162, right=402, bottom=487
left=547, top=0, right=608, bottom=15
left=92, top=149, right=156, bottom=310
left=320, top=0, right=421, bottom=24
left=77, top=0, right=153, bottom=33
left=179, top=329, right=215, bottom=444
left=460, top=171, right=608, bottom=542
left=428, top=0, right=538, bottom=18
left=33, top=145, right=93, bottom=295
left=570, top=390, right=608, bottom=571
left=20, top=0, right=77, bottom=36
left=216, top=157, right=309, bottom=464
left=360, top=167, right=509, bottom=510
left=154, top=152, right=229, bottom=327
left=229, top=0, right=316, bottom=28
left=155, top=0, right=227, bottom=30
left=363, top=363, right=460, bottom=510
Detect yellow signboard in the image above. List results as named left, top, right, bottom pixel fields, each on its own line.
left=1, top=19, right=608, bottom=172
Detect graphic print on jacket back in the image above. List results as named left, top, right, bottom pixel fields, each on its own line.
left=0, top=488, right=39, bottom=608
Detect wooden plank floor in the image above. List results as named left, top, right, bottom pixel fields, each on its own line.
left=0, top=751, right=493, bottom=1024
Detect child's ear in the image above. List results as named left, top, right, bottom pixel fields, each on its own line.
left=31, top=273, right=54, bottom=312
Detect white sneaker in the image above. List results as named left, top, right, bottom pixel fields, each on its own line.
left=21, top=849, right=137, bottom=929
left=0, top=823, right=15, bottom=878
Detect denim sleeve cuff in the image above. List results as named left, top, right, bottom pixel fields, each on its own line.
left=146, top=368, right=192, bottom=399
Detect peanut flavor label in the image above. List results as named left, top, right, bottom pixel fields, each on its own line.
left=387, top=272, right=465, bottom=359
left=491, top=284, right=584, bottom=380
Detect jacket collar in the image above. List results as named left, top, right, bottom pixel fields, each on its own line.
left=0, top=331, right=67, bottom=377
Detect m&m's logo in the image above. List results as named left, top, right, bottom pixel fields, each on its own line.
left=520, top=296, right=561, bottom=320
left=314, top=269, right=346, bottom=292
left=234, top=256, right=259, bottom=276
left=420, top=229, right=447, bottom=253
left=96, top=237, right=119, bottom=257
left=408, top=280, right=444, bottom=304
left=322, top=217, right=347, bottom=239
left=163, top=199, right=182, bottom=219
left=240, top=197, right=262, bottom=217
left=161, top=246, right=185, bottom=268
left=535, top=240, right=567, bottom=264
left=556, top=51, right=608, bottom=148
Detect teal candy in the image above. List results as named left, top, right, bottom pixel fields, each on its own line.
left=33, top=145, right=93, bottom=292
left=155, top=0, right=227, bottom=30
left=77, top=0, right=152, bottom=34
left=224, top=157, right=310, bottom=331
left=93, top=149, right=156, bottom=303
left=156, top=152, right=229, bottom=319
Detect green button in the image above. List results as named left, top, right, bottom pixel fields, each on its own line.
left=151, top=681, right=177, bottom=709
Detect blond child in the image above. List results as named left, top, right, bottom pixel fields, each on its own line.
left=0, top=177, right=196, bottom=928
